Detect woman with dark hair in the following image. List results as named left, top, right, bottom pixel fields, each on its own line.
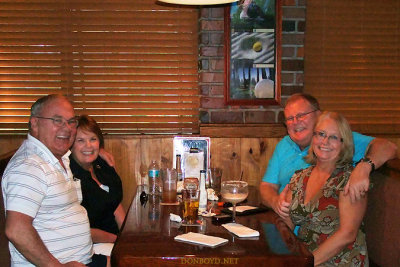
left=70, top=115, right=125, bottom=256
left=284, top=111, right=368, bottom=266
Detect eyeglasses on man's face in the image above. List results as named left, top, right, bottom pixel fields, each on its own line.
left=34, top=116, right=79, bottom=128
left=285, top=110, right=317, bottom=124
left=313, top=130, right=343, bottom=144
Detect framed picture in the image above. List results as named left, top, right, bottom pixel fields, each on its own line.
left=224, top=0, right=282, bottom=105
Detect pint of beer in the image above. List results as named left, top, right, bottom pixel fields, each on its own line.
left=182, top=189, right=199, bottom=224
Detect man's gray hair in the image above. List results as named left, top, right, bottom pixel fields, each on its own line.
left=31, top=94, right=70, bottom=116
left=285, top=93, right=320, bottom=111
left=29, top=94, right=72, bottom=131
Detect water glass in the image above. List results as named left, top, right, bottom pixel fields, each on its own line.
left=161, top=168, right=177, bottom=203
left=208, top=168, right=223, bottom=196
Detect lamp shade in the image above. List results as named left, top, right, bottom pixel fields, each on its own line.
left=158, top=0, right=238, bottom=5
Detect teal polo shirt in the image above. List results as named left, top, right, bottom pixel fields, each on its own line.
left=262, top=132, right=374, bottom=193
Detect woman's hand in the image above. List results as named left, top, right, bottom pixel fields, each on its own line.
left=114, top=204, right=126, bottom=229
left=275, top=185, right=291, bottom=219
left=91, top=228, right=117, bottom=243
left=99, top=148, right=115, bottom=167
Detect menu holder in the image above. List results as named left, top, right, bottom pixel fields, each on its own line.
left=221, top=205, right=270, bottom=216
left=174, top=232, right=228, bottom=247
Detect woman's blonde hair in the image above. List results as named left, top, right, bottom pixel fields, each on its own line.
left=305, top=111, right=354, bottom=166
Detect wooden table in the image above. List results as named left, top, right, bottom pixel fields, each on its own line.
left=111, top=186, right=313, bottom=267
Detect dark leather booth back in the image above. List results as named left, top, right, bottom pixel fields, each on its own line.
left=365, top=159, right=400, bottom=267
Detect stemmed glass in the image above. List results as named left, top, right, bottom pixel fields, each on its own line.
left=221, top=181, right=249, bottom=223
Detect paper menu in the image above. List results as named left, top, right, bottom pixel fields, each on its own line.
left=222, top=223, right=260, bottom=238
left=173, top=137, right=210, bottom=179
left=174, top=232, right=228, bottom=247
left=183, top=151, right=204, bottom=179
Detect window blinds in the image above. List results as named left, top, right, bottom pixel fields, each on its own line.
left=0, top=0, right=199, bottom=135
left=304, top=0, right=400, bottom=135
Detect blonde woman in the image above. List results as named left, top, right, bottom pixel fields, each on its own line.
left=284, top=111, right=368, bottom=266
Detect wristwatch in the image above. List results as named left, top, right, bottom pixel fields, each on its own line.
left=358, top=157, right=375, bottom=173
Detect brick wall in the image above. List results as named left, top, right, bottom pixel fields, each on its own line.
left=199, top=0, right=306, bottom=124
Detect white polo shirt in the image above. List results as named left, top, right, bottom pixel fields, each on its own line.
left=2, top=134, right=93, bottom=266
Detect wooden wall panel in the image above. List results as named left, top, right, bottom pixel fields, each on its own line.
left=0, top=137, right=23, bottom=154
left=104, top=137, right=141, bottom=210
left=240, top=138, right=280, bottom=186
left=210, top=138, right=241, bottom=183
left=140, top=138, right=162, bottom=166
left=161, top=138, right=174, bottom=169
left=1, top=135, right=399, bottom=211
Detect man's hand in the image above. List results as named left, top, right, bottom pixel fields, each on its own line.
left=344, top=162, right=370, bottom=203
left=99, top=148, right=115, bottom=167
left=345, top=137, right=397, bottom=203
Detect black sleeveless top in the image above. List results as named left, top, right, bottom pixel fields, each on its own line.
left=70, top=156, right=123, bottom=235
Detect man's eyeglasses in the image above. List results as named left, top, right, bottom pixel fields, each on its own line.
left=313, top=130, right=343, bottom=144
left=34, top=116, right=79, bottom=128
left=285, top=110, right=317, bottom=123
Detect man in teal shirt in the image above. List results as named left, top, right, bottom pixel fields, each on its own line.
left=260, top=93, right=397, bottom=219
left=264, top=132, right=373, bottom=194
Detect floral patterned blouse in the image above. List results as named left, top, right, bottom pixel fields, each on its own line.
left=289, top=164, right=368, bottom=267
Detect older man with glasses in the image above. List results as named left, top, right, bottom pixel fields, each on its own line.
left=2, top=94, right=108, bottom=266
left=260, top=93, right=397, bottom=220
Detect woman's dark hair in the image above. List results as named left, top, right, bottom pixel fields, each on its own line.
left=77, top=115, right=104, bottom=148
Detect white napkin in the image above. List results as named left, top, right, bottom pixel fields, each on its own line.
left=93, top=243, right=114, bottom=256
left=222, top=223, right=260, bottom=238
left=177, top=180, right=184, bottom=193
left=170, top=213, right=182, bottom=223
left=228, top=205, right=258, bottom=213
left=174, top=232, right=228, bottom=247
left=199, top=210, right=216, bottom=217
left=207, top=188, right=219, bottom=201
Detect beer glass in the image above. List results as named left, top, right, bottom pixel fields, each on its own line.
left=182, top=189, right=200, bottom=225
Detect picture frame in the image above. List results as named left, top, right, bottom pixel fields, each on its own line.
left=224, top=0, right=282, bottom=105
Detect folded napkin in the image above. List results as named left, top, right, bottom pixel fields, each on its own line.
left=174, top=232, right=228, bottom=247
left=228, top=205, right=258, bottom=213
left=177, top=180, right=184, bottom=193
left=199, top=210, right=216, bottom=217
left=222, top=223, right=260, bottom=238
left=207, top=188, right=219, bottom=201
left=170, top=213, right=182, bottom=223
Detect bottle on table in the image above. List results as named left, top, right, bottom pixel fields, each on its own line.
left=199, top=170, right=207, bottom=212
left=176, top=154, right=183, bottom=182
left=148, top=160, right=161, bottom=195
left=148, top=194, right=160, bottom=230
